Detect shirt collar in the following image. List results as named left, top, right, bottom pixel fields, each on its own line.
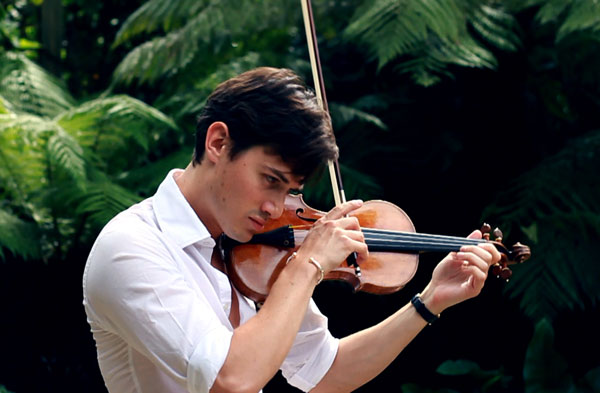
left=153, top=169, right=216, bottom=249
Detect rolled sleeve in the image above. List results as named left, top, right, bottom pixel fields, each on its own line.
left=187, top=327, right=233, bottom=393
left=281, top=300, right=340, bottom=392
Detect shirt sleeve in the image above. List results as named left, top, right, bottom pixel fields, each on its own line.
left=280, top=299, right=339, bottom=392
left=83, top=220, right=232, bottom=393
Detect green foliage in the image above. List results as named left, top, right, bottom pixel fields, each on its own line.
left=0, top=50, right=179, bottom=261
left=344, top=0, right=520, bottom=86
left=0, top=51, right=74, bottom=117
left=401, top=320, right=600, bottom=393
left=524, top=319, right=600, bottom=393
left=0, top=209, right=41, bottom=260
left=483, top=130, right=600, bottom=321
left=1, top=0, right=600, bottom=389
left=111, top=0, right=298, bottom=87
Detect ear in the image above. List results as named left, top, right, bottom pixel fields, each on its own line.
left=204, top=122, right=230, bottom=164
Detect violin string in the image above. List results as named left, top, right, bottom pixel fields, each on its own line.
left=292, top=228, right=484, bottom=251
left=361, top=228, right=484, bottom=244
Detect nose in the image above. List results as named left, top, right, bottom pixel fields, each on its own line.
left=261, top=197, right=284, bottom=220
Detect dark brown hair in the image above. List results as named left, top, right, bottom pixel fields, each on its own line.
left=194, top=67, right=338, bottom=179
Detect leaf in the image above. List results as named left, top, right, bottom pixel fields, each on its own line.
left=0, top=51, right=74, bottom=118
left=437, top=359, right=482, bottom=376
left=329, top=102, right=388, bottom=131
left=117, top=148, right=192, bottom=196
left=343, top=0, right=519, bottom=84
left=47, top=130, right=87, bottom=185
left=73, top=180, right=142, bottom=229
left=0, top=208, right=41, bottom=260
left=524, top=319, right=574, bottom=393
left=57, top=95, right=179, bottom=173
left=112, top=0, right=296, bottom=86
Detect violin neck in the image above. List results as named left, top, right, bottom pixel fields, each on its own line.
left=361, top=228, right=485, bottom=254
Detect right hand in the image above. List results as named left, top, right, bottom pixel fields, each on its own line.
left=295, top=200, right=369, bottom=273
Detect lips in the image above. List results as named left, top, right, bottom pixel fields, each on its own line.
left=249, top=216, right=266, bottom=232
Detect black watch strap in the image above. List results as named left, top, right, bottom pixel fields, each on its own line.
left=411, top=293, right=440, bottom=325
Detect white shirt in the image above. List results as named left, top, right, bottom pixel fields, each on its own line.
left=83, top=169, right=339, bottom=393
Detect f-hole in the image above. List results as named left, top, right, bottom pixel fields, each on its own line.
left=296, top=208, right=318, bottom=223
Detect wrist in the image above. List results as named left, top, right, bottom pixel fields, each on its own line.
left=411, top=293, right=440, bottom=325
left=286, top=252, right=323, bottom=285
left=418, top=286, right=444, bottom=316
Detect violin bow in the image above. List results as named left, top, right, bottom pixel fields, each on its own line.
left=300, top=0, right=362, bottom=274
left=300, top=0, right=345, bottom=207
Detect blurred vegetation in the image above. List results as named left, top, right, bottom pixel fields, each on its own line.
left=1, top=0, right=599, bottom=392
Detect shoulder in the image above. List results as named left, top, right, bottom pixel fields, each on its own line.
left=83, top=199, right=177, bottom=296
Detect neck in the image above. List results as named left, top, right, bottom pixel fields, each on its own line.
left=175, top=161, right=222, bottom=239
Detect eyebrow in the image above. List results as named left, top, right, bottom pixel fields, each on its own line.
left=265, top=165, right=304, bottom=193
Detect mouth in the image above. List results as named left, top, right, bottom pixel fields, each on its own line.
left=249, top=216, right=266, bottom=232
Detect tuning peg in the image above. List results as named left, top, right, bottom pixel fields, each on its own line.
left=500, top=267, right=512, bottom=281
left=481, top=223, right=491, bottom=240
left=493, top=227, right=503, bottom=242
left=491, top=264, right=502, bottom=277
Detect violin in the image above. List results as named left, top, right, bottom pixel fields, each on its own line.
left=220, top=0, right=531, bottom=303
left=221, top=194, right=531, bottom=303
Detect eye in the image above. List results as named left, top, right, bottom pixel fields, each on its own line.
left=265, top=175, right=278, bottom=184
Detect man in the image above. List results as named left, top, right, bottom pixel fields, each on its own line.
left=83, top=67, right=500, bottom=393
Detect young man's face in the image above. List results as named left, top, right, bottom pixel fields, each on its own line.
left=212, top=146, right=303, bottom=242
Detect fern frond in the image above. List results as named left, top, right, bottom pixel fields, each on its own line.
left=112, top=0, right=295, bottom=86
left=73, top=180, right=142, bottom=228
left=303, top=161, right=383, bottom=209
left=0, top=51, right=74, bottom=118
left=0, top=208, right=41, bottom=260
left=0, top=113, right=88, bottom=187
left=556, top=1, right=600, bottom=42
left=113, top=0, right=210, bottom=46
left=56, top=95, right=178, bottom=171
left=47, top=129, right=86, bottom=185
left=329, top=102, right=388, bottom=131
left=344, top=0, right=520, bottom=85
left=535, top=0, right=571, bottom=26
left=155, top=52, right=264, bottom=121
left=471, top=5, right=521, bottom=51
left=0, top=94, right=13, bottom=114
left=0, top=114, right=51, bottom=201
left=117, top=148, right=192, bottom=196
left=482, top=130, right=600, bottom=321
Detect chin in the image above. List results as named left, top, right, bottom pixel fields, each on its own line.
left=225, top=230, right=253, bottom=244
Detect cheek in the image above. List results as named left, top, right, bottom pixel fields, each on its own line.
left=217, top=168, right=254, bottom=208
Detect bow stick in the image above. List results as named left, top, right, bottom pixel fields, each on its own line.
left=300, top=0, right=361, bottom=275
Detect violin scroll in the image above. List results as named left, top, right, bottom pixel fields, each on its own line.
left=481, top=223, right=531, bottom=281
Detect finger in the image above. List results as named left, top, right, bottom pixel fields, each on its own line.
left=461, top=268, right=488, bottom=292
left=462, top=243, right=501, bottom=265
left=455, top=249, right=490, bottom=271
left=333, top=216, right=361, bottom=230
left=324, top=200, right=363, bottom=220
left=344, top=235, right=369, bottom=262
left=466, top=229, right=482, bottom=240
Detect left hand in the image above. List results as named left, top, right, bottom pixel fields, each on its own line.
left=420, top=230, right=501, bottom=315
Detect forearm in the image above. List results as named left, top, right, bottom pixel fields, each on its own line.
left=311, top=292, right=438, bottom=393
left=212, top=255, right=319, bottom=393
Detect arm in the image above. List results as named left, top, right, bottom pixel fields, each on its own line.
left=212, top=201, right=369, bottom=393
left=311, top=230, right=502, bottom=393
